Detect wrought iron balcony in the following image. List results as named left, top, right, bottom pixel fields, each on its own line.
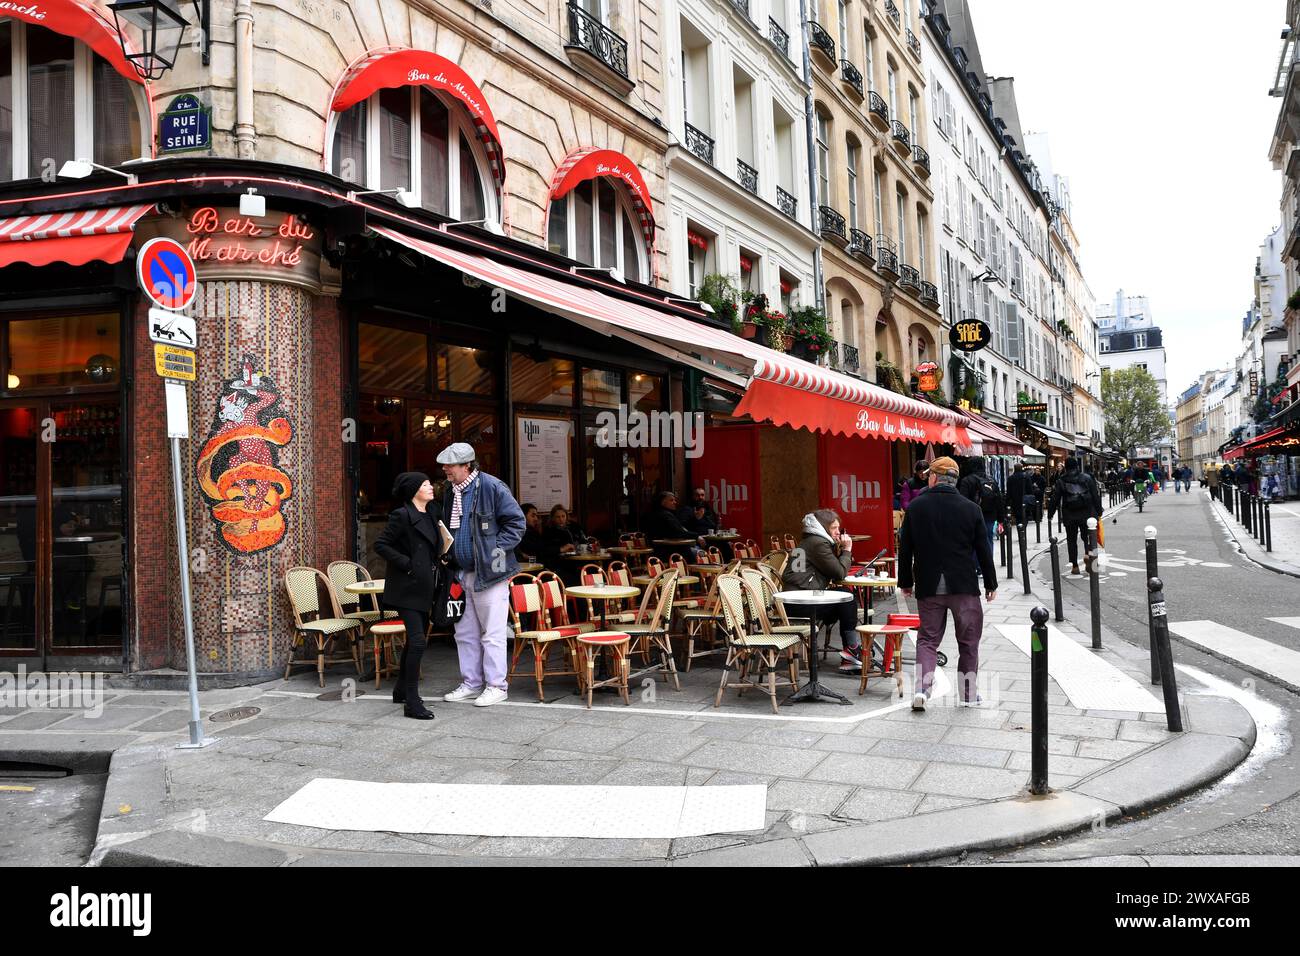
left=919, top=280, right=939, bottom=305
left=809, top=21, right=837, bottom=66
left=819, top=205, right=848, bottom=244
left=848, top=228, right=874, bottom=261
left=891, top=119, right=911, bottom=152
left=876, top=234, right=899, bottom=275
left=737, top=158, right=758, bottom=195
left=776, top=186, right=798, bottom=219
left=769, top=17, right=790, bottom=58
left=899, top=263, right=920, bottom=290
left=685, top=122, right=715, bottom=166
left=842, top=343, right=861, bottom=374
left=884, top=0, right=901, bottom=30
left=907, top=28, right=922, bottom=59
left=867, top=91, right=890, bottom=130
left=840, top=59, right=864, bottom=98
left=912, top=143, right=931, bottom=177
left=730, top=0, right=750, bottom=20
left=566, top=3, right=630, bottom=81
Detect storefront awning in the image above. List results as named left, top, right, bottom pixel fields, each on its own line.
left=1224, top=425, right=1300, bottom=461
left=1024, top=421, right=1076, bottom=453
left=961, top=410, right=1022, bottom=456
left=1021, top=444, right=1047, bottom=463
left=550, top=148, right=655, bottom=255
left=331, top=48, right=504, bottom=187
left=1, top=0, right=145, bottom=85
left=0, top=203, right=155, bottom=268
left=371, top=224, right=969, bottom=445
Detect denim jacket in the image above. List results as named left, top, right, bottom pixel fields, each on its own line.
left=442, top=471, right=525, bottom=592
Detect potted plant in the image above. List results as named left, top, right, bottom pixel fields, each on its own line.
left=787, top=306, right=833, bottom=361
left=874, top=351, right=908, bottom=394
left=698, top=273, right=742, bottom=333
left=740, top=291, right=770, bottom=340
left=759, top=307, right=790, bottom=351
left=1288, top=288, right=1300, bottom=312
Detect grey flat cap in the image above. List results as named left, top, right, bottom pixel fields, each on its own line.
left=436, top=442, right=476, bottom=465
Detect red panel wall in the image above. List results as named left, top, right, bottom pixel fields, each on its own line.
left=817, top=433, right=896, bottom=557
left=693, top=425, right=763, bottom=542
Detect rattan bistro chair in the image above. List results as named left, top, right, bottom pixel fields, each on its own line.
left=620, top=569, right=682, bottom=691
left=283, top=566, right=364, bottom=687
left=507, top=573, right=583, bottom=701
left=713, top=575, right=800, bottom=714
left=325, top=560, right=399, bottom=625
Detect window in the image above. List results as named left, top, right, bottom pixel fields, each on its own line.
left=887, top=64, right=898, bottom=118
left=838, top=0, right=850, bottom=56
left=872, top=166, right=884, bottom=236
left=841, top=299, right=855, bottom=347
left=895, top=186, right=907, bottom=260
left=332, top=86, right=495, bottom=222
left=846, top=138, right=860, bottom=229
left=1135, top=332, right=1147, bottom=349
left=780, top=272, right=799, bottom=312
left=739, top=248, right=759, bottom=293
left=816, top=109, right=831, bottom=206
left=686, top=226, right=712, bottom=298
left=0, top=22, right=145, bottom=181
left=548, top=179, right=646, bottom=283
left=864, top=28, right=875, bottom=91
left=917, top=207, right=928, bottom=279
left=908, top=87, right=919, bottom=137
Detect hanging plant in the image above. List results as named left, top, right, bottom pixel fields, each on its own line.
left=787, top=306, right=833, bottom=355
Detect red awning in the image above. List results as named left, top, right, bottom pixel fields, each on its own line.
left=961, top=411, right=1023, bottom=456
left=1225, top=425, right=1300, bottom=460
left=370, top=225, right=969, bottom=446
left=1, top=0, right=145, bottom=85
left=0, top=204, right=155, bottom=268
left=330, top=48, right=504, bottom=187
left=550, top=148, right=655, bottom=253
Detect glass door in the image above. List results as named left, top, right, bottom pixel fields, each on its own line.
left=0, top=405, right=39, bottom=658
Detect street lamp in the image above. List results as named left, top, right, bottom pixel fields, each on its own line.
left=109, top=0, right=209, bottom=81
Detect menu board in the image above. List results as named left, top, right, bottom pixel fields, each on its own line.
left=516, top=415, right=572, bottom=510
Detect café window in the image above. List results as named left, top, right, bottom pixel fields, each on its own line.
left=511, top=353, right=575, bottom=407
left=686, top=226, right=712, bottom=299
left=0, top=22, right=147, bottom=181
left=739, top=250, right=759, bottom=294
left=3, top=312, right=120, bottom=392
left=330, top=86, right=495, bottom=222
left=547, top=178, right=647, bottom=284
left=581, top=367, right=623, bottom=408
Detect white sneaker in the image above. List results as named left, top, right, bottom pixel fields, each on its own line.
left=911, top=693, right=927, bottom=712
left=444, top=683, right=483, bottom=703
left=473, top=686, right=508, bottom=708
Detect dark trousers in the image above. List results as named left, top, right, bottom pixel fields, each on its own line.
left=394, top=607, right=430, bottom=705
left=814, top=595, right=861, bottom=649
left=916, top=593, right=983, bottom=700
left=1063, top=519, right=1089, bottom=566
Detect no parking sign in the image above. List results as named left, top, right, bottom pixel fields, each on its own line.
left=137, top=237, right=198, bottom=311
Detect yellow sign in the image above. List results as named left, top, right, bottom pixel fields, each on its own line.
left=155, top=343, right=196, bottom=381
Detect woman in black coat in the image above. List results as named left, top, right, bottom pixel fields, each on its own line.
left=374, top=471, right=444, bottom=720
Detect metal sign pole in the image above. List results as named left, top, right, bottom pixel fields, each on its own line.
left=172, top=432, right=210, bottom=749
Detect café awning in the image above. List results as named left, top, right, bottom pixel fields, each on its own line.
left=961, top=410, right=1022, bottom=456
left=1024, top=421, right=1076, bottom=453
left=549, top=148, right=655, bottom=254
left=0, top=0, right=144, bottom=85
left=1223, top=425, right=1300, bottom=461
left=0, top=203, right=155, bottom=268
left=370, top=225, right=969, bottom=446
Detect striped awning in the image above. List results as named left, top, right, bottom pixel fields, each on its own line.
left=549, top=147, right=655, bottom=255
left=0, top=204, right=155, bottom=268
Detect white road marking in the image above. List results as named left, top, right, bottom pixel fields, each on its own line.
left=992, top=623, right=1163, bottom=711
left=1168, top=620, right=1300, bottom=688
left=1267, top=617, right=1300, bottom=631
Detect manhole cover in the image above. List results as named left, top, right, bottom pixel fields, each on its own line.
left=209, top=706, right=261, bottom=723
left=316, top=688, right=365, bottom=701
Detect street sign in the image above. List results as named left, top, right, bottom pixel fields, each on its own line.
left=949, top=319, right=991, bottom=353
left=155, top=343, right=196, bottom=381
left=159, top=94, right=212, bottom=153
left=1017, top=402, right=1048, bottom=415
left=148, top=307, right=197, bottom=348
left=137, top=237, right=198, bottom=311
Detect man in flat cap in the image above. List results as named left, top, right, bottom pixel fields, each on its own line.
left=437, top=442, right=526, bottom=707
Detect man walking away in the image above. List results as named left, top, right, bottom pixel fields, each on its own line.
left=1048, top=457, right=1103, bottom=576
left=898, top=457, right=998, bottom=710
left=958, top=456, right=1005, bottom=554
left=1006, top=463, right=1034, bottom=526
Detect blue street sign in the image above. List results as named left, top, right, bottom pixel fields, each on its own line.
left=159, top=94, right=211, bottom=154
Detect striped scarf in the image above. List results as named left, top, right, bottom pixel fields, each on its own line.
left=449, top=471, right=478, bottom=529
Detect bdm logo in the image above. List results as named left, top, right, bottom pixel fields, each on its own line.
left=702, top=478, right=747, bottom=516
left=49, top=886, right=151, bottom=936
left=831, top=474, right=880, bottom=513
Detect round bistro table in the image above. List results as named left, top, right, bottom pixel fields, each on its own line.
left=774, top=589, right=856, bottom=705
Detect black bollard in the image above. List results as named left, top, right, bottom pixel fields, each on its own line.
left=1035, top=512, right=1042, bottom=544
left=1049, top=536, right=1064, bottom=622
left=1266, top=500, right=1273, bottom=553
left=1029, top=606, right=1050, bottom=795
left=1000, top=520, right=1009, bottom=569
left=1087, top=518, right=1102, bottom=650
left=1144, top=526, right=1161, bottom=686
left=1147, top=577, right=1183, bottom=733
left=1246, top=493, right=1255, bottom=535
left=1018, top=521, right=1030, bottom=594
left=1005, top=514, right=1015, bottom=582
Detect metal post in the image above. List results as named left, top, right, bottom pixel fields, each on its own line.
left=1005, top=512, right=1015, bottom=581
left=1144, top=526, right=1161, bottom=686
left=1147, top=577, right=1183, bottom=732
left=1256, top=496, right=1264, bottom=542
left=1086, top=517, right=1101, bottom=650
left=1266, top=500, right=1273, bottom=553
left=1018, top=520, right=1030, bottom=594
left=1000, top=519, right=1008, bottom=569
left=1049, top=536, right=1064, bottom=622
left=171, top=435, right=211, bottom=749
left=1035, top=507, right=1042, bottom=543
left=1245, top=493, right=1254, bottom=535
left=1029, top=606, right=1050, bottom=795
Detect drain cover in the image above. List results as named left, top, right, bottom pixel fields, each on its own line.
left=209, top=706, right=261, bottom=723
left=316, top=688, right=366, bottom=701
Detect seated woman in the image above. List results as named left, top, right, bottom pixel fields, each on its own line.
left=543, top=505, right=587, bottom=583
left=516, top=503, right=547, bottom=564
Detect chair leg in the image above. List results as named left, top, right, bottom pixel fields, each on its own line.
left=585, top=648, right=595, bottom=710
left=714, top=648, right=735, bottom=707
left=767, top=655, right=779, bottom=714
left=618, top=648, right=631, bottom=706
left=373, top=637, right=381, bottom=690
left=659, top=637, right=681, bottom=692
left=534, top=642, right=546, bottom=702
left=317, top=649, right=325, bottom=688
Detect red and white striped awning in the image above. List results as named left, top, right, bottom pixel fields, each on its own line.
left=370, top=225, right=969, bottom=446
left=549, top=147, right=655, bottom=255
left=0, top=204, right=155, bottom=268
left=0, top=0, right=145, bottom=85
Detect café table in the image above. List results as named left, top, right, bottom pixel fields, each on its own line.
left=652, top=538, right=699, bottom=548
left=608, top=546, right=653, bottom=570
left=343, top=579, right=388, bottom=682
left=561, top=552, right=613, bottom=563
left=518, top=562, right=544, bottom=574
left=703, top=531, right=740, bottom=560
left=841, top=575, right=898, bottom=627
left=566, top=583, right=641, bottom=691
left=632, top=574, right=698, bottom=588
left=774, top=589, right=857, bottom=705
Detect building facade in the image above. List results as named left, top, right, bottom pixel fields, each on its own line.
left=1097, top=289, right=1173, bottom=466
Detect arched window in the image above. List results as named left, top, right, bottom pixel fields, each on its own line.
left=0, top=21, right=146, bottom=181
left=547, top=178, right=648, bottom=284
left=330, top=86, right=494, bottom=221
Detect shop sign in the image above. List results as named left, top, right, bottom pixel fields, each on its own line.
left=1017, top=402, right=1048, bottom=416
left=1250, top=370, right=1259, bottom=395
left=154, top=344, right=196, bottom=381
left=948, top=319, right=991, bottom=353
left=915, top=361, right=941, bottom=393
left=185, top=207, right=314, bottom=268
left=159, top=94, right=211, bottom=153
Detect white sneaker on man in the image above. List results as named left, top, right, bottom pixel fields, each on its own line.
left=911, top=692, right=927, bottom=712
left=443, top=683, right=482, bottom=703
left=473, top=686, right=508, bottom=708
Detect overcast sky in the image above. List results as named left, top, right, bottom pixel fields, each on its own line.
left=965, top=0, right=1283, bottom=399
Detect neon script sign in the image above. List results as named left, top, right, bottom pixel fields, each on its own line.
left=185, top=207, right=314, bottom=267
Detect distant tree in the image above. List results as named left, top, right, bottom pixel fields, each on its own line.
left=1102, top=367, right=1168, bottom=455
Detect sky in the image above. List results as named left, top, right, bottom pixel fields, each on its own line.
left=965, top=0, right=1284, bottom=398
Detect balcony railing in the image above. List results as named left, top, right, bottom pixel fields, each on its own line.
left=842, top=343, right=860, bottom=374
left=776, top=185, right=797, bottom=219
left=737, top=158, right=758, bottom=195
left=907, top=28, right=922, bottom=59
left=809, top=21, right=837, bottom=64
left=769, top=17, right=790, bottom=58
left=824, top=341, right=839, bottom=369
left=919, top=280, right=939, bottom=304
left=912, top=143, right=931, bottom=175
left=891, top=119, right=911, bottom=149
left=730, top=0, right=750, bottom=20
left=840, top=59, right=864, bottom=98
left=818, top=205, right=848, bottom=243
left=566, top=3, right=630, bottom=80
left=884, top=0, right=901, bottom=30
left=899, top=263, right=920, bottom=290
left=876, top=234, right=899, bottom=275
left=848, top=228, right=873, bottom=259
left=684, top=122, right=715, bottom=166
left=867, top=91, right=889, bottom=127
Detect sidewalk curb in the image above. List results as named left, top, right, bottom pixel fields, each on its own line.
left=1206, top=495, right=1300, bottom=579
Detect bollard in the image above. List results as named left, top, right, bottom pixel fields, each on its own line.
left=1256, top=496, right=1265, bottom=543
left=1049, top=536, right=1064, bottom=622
left=1035, top=512, right=1042, bottom=544
left=1144, top=526, right=1161, bottom=686
left=1087, top=517, right=1102, bottom=650
left=1029, top=606, right=1050, bottom=795
left=1245, top=493, right=1254, bottom=535
left=1018, top=520, right=1031, bottom=594
left=1000, top=520, right=1009, bottom=569
left=1266, top=500, right=1273, bottom=553
left=1147, top=577, right=1184, bottom=733
left=1005, top=514, right=1015, bottom=581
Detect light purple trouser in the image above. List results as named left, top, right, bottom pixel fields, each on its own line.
left=915, top=593, right=984, bottom=701
left=453, top=571, right=510, bottom=691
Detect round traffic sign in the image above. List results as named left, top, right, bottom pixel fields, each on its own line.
left=137, top=237, right=197, bottom=311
